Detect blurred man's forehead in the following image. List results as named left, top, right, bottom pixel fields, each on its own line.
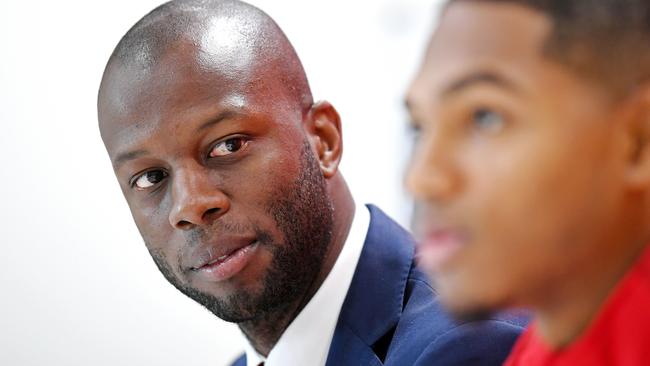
left=408, top=2, right=551, bottom=104
left=432, top=2, right=549, bottom=64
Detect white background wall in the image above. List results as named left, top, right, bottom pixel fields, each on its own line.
left=0, top=1, right=443, bottom=365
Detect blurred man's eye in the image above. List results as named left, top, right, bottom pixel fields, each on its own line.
left=209, top=137, right=248, bottom=158
left=472, top=107, right=505, bottom=134
left=132, top=170, right=168, bottom=190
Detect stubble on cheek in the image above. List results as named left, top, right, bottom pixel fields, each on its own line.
left=137, top=141, right=335, bottom=323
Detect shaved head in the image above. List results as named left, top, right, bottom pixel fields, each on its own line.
left=99, top=0, right=312, bottom=128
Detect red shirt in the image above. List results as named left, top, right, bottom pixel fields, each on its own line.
left=505, top=246, right=650, bottom=366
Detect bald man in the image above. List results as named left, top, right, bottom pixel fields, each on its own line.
left=97, top=1, right=524, bottom=365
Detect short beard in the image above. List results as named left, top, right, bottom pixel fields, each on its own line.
left=149, top=141, right=334, bottom=323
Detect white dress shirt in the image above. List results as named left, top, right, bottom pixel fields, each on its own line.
left=244, top=201, right=370, bottom=366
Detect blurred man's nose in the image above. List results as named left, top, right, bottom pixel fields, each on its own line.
left=168, top=163, right=229, bottom=230
left=405, top=132, right=461, bottom=204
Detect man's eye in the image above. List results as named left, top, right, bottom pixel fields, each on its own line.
left=472, top=107, right=505, bottom=133
left=133, top=170, right=168, bottom=190
left=209, top=137, right=247, bottom=157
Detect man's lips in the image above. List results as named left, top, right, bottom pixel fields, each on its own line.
left=416, top=228, right=468, bottom=272
left=184, top=236, right=259, bottom=282
left=198, top=250, right=239, bottom=269
left=191, top=242, right=259, bottom=283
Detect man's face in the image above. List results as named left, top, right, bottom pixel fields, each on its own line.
left=406, top=2, right=630, bottom=316
left=99, top=41, right=333, bottom=323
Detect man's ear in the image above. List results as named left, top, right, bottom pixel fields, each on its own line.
left=305, top=101, right=343, bottom=178
left=624, top=84, right=650, bottom=189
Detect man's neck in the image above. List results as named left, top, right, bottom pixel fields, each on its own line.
left=238, top=301, right=300, bottom=356
left=535, top=229, right=649, bottom=348
left=239, top=177, right=356, bottom=356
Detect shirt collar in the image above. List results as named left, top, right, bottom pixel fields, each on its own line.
left=244, top=201, right=370, bottom=366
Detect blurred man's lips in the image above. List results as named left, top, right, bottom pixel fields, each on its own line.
left=416, top=229, right=467, bottom=272
left=191, top=241, right=259, bottom=282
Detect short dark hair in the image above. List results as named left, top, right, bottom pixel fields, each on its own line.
left=449, top=0, right=650, bottom=94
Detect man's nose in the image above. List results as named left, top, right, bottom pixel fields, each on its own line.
left=405, top=133, right=461, bottom=203
left=168, top=165, right=230, bottom=230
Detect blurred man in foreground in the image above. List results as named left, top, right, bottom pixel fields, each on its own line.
left=97, top=0, right=524, bottom=365
left=407, top=0, right=650, bottom=365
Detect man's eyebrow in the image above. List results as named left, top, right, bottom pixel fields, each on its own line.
left=113, top=149, right=149, bottom=168
left=441, top=71, right=518, bottom=98
left=196, top=110, right=240, bottom=132
left=112, top=110, right=241, bottom=168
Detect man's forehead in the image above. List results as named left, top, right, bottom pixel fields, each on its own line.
left=409, top=2, right=551, bottom=100
left=98, top=8, right=277, bottom=117
left=428, top=2, right=550, bottom=65
left=99, top=75, right=250, bottom=160
left=103, top=34, right=249, bottom=98
left=99, top=39, right=253, bottom=134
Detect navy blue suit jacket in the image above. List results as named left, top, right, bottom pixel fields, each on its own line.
left=232, top=205, right=526, bottom=365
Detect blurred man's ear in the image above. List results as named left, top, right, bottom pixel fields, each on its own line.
left=623, top=84, right=650, bottom=189
left=305, top=101, right=343, bottom=178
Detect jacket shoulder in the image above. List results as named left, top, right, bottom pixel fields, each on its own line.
left=384, top=270, right=527, bottom=365
left=332, top=205, right=528, bottom=365
left=410, top=319, right=526, bottom=365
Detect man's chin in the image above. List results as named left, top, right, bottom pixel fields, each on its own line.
left=432, top=279, right=500, bottom=322
left=180, top=285, right=262, bottom=322
left=437, top=291, right=498, bottom=322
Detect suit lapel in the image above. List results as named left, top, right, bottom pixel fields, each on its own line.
left=326, top=205, right=415, bottom=366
